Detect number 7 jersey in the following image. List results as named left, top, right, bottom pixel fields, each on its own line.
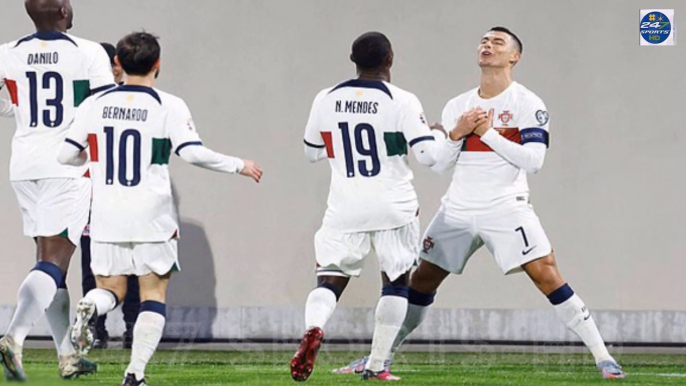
left=304, top=79, right=437, bottom=233
left=64, top=86, right=203, bottom=242
left=0, top=32, right=115, bottom=181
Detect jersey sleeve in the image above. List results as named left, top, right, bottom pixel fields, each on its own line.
left=87, top=44, right=116, bottom=92
left=0, top=46, right=8, bottom=113
left=166, top=98, right=203, bottom=156
left=64, top=97, right=93, bottom=149
left=0, top=44, right=7, bottom=88
left=303, top=90, right=326, bottom=148
left=429, top=100, right=464, bottom=174
left=399, top=93, right=436, bottom=147
left=518, top=95, right=550, bottom=148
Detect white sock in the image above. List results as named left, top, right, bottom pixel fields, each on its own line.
left=304, top=287, right=337, bottom=329
left=84, top=288, right=118, bottom=316
left=367, top=296, right=408, bottom=372
left=7, top=270, right=58, bottom=345
left=45, top=288, right=76, bottom=357
left=125, top=311, right=166, bottom=381
left=390, top=303, right=430, bottom=358
left=554, top=294, right=613, bottom=364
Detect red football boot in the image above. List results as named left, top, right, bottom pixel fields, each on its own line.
left=290, top=327, right=324, bottom=382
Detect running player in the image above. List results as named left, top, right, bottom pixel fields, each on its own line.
left=334, top=27, right=625, bottom=380
left=291, top=32, right=458, bottom=382
left=0, top=0, right=115, bottom=380
left=59, top=31, right=262, bottom=386
left=80, top=42, right=140, bottom=350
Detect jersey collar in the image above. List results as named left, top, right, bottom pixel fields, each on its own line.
left=99, top=85, right=162, bottom=105
left=329, top=79, right=393, bottom=99
left=14, top=31, right=78, bottom=48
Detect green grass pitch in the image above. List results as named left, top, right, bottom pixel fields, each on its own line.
left=12, top=349, right=686, bottom=385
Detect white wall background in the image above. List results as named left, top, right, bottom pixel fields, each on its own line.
left=0, top=0, right=684, bottom=341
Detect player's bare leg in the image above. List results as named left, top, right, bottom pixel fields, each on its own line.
left=1, top=235, right=78, bottom=381
left=361, top=272, right=409, bottom=381
left=522, top=253, right=625, bottom=379
left=121, top=272, right=170, bottom=386
left=291, top=275, right=349, bottom=381
left=336, top=260, right=450, bottom=375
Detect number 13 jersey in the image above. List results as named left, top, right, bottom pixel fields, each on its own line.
left=65, top=86, right=202, bottom=242
left=0, top=32, right=114, bottom=181
left=304, top=79, right=437, bottom=233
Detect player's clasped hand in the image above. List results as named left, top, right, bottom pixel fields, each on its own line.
left=473, top=108, right=495, bottom=137
left=240, top=160, right=263, bottom=183
left=449, top=107, right=489, bottom=140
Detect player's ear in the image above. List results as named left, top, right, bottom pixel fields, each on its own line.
left=385, top=52, right=394, bottom=69
left=153, top=59, right=161, bottom=79
left=509, top=52, right=521, bottom=67
left=114, top=56, right=122, bottom=68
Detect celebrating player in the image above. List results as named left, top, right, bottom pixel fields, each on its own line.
left=0, top=0, right=115, bottom=380
left=291, top=32, right=455, bottom=382
left=59, top=31, right=262, bottom=386
left=334, top=27, right=625, bottom=380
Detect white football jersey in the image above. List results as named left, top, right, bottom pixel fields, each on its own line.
left=64, top=85, right=202, bottom=242
left=304, top=79, right=436, bottom=232
left=0, top=31, right=114, bottom=181
left=441, top=81, right=550, bottom=213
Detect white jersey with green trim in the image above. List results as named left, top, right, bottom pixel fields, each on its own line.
left=64, top=86, right=202, bottom=242
left=304, top=79, right=437, bottom=233
left=0, top=31, right=115, bottom=181
left=440, top=81, right=550, bottom=214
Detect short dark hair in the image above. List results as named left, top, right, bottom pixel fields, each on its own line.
left=489, top=26, right=523, bottom=54
left=116, top=32, right=161, bottom=76
left=350, top=32, right=392, bottom=70
left=100, top=43, right=116, bottom=66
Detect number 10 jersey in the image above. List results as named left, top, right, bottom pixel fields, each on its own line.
left=0, top=32, right=114, bottom=181
left=304, top=79, right=436, bottom=233
left=65, top=86, right=202, bottom=242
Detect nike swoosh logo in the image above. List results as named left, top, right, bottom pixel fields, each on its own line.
left=584, top=313, right=591, bottom=321
left=522, top=246, right=537, bottom=255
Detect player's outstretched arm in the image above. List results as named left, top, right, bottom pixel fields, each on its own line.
left=177, top=145, right=263, bottom=183
left=410, top=128, right=447, bottom=167
left=401, top=95, right=465, bottom=169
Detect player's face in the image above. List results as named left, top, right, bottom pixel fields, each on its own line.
left=477, top=31, right=519, bottom=68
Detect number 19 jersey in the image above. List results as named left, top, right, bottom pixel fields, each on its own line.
left=0, top=31, right=114, bottom=181
left=65, top=86, right=202, bottom=242
left=304, top=79, right=436, bottom=233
